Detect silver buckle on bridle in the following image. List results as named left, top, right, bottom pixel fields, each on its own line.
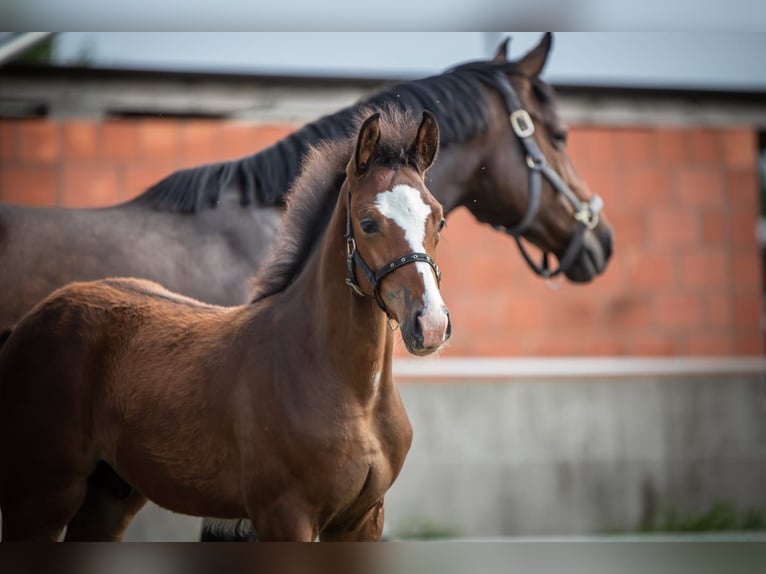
left=510, top=110, right=535, bottom=138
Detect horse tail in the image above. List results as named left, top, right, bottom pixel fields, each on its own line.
left=200, top=518, right=257, bottom=541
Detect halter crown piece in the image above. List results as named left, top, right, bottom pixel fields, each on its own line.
left=344, top=187, right=442, bottom=318
left=480, top=70, right=604, bottom=279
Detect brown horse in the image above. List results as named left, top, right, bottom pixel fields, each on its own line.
left=0, top=33, right=613, bottom=334
left=0, top=109, right=449, bottom=542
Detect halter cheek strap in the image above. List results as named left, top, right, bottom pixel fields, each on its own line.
left=344, top=188, right=442, bottom=315
left=480, top=70, right=604, bottom=279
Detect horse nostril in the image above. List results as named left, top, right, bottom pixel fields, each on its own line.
left=445, top=309, right=452, bottom=340
left=412, top=310, right=424, bottom=345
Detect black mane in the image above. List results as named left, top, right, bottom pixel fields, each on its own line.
left=129, top=61, right=520, bottom=214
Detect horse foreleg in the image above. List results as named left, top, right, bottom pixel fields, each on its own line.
left=64, top=486, right=147, bottom=542
left=0, top=475, right=88, bottom=541
left=320, top=499, right=385, bottom=542
left=248, top=495, right=317, bottom=542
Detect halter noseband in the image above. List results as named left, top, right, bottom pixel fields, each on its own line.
left=344, top=187, right=442, bottom=317
left=481, top=70, right=604, bottom=279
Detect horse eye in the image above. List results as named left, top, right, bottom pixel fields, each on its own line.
left=553, top=130, right=568, bottom=148
left=360, top=219, right=378, bottom=234
left=437, top=218, right=447, bottom=232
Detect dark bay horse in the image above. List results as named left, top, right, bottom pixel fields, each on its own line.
left=0, top=109, right=449, bottom=542
left=0, top=33, right=613, bottom=334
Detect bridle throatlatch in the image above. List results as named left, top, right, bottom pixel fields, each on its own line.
left=344, top=188, right=442, bottom=325
left=480, top=70, right=604, bottom=279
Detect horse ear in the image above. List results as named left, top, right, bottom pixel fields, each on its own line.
left=354, top=112, right=381, bottom=173
left=515, top=32, right=552, bottom=77
left=410, top=110, right=440, bottom=173
left=492, top=37, right=510, bottom=63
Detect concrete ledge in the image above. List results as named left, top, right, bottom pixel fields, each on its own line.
left=393, top=357, right=766, bottom=379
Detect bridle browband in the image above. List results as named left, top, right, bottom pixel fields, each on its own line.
left=478, top=69, right=604, bottom=279
left=344, top=186, right=442, bottom=318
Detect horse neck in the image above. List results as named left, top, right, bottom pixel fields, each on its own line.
left=279, top=191, right=391, bottom=402
left=425, top=96, right=508, bottom=214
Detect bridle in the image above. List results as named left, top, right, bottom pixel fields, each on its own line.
left=344, top=186, right=442, bottom=319
left=480, top=70, right=603, bottom=279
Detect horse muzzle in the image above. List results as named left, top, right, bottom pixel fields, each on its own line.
left=401, top=304, right=451, bottom=356
left=564, top=226, right=614, bottom=283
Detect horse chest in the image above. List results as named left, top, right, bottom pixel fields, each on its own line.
left=320, top=403, right=413, bottom=527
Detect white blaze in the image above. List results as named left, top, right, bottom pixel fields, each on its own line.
left=374, top=184, right=445, bottom=315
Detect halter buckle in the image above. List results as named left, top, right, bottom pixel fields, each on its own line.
left=346, top=237, right=357, bottom=257
left=510, top=109, right=535, bottom=138
left=345, top=278, right=365, bottom=298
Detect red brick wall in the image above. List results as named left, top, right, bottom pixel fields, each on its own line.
left=0, top=119, right=762, bottom=357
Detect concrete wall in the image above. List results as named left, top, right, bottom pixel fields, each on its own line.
left=385, top=373, right=766, bottom=537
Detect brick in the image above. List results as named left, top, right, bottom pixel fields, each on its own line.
left=121, top=164, right=179, bottom=201
left=494, top=295, right=545, bottom=330
left=733, top=293, right=762, bottom=329
left=0, top=120, right=17, bottom=160
left=727, top=211, right=759, bottom=247
left=648, top=211, right=698, bottom=247
left=578, top=331, right=625, bottom=356
left=542, top=297, right=603, bottom=329
left=675, top=166, right=724, bottom=207
left=61, top=165, right=119, bottom=207
left=734, top=331, right=765, bottom=356
left=731, top=251, right=762, bottom=292
left=701, top=211, right=726, bottom=245
left=102, top=121, right=139, bottom=162
left=0, top=166, right=57, bottom=206
left=703, top=294, right=732, bottom=328
left=628, top=252, right=675, bottom=290
left=17, top=120, right=59, bottom=162
left=180, top=120, right=223, bottom=165
left=219, top=123, right=259, bottom=159
left=687, top=333, right=734, bottom=356
left=251, top=124, right=296, bottom=153
left=721, top=128, right=756, bottom=170
left=603, top=295, right=653, bottom=329
left=138, top=119, right=181, bottom=163
left=629, top=332, right=683, bottom=356
left=726, top=169, right=759, bottom=212
left=621, top=165, right=672, bottom=210
left=573, top=127, right=619, bottom=166
left=687, top=128, right=721, bottom=164
left=654, top=293, right=705, bottom=329
left=617, top=127, right=656, bottom=164
left=566, top=126, right=590, bottom=167
left=604, top=211, right=645, bottom=247
left=655, top=128, right=689, bottom=165
left=679, top=249, right=727, bottom=290
left=62, top=121, right=100, bottom=160
left=526, top=334, right=581, bottom=357
left=576, top=166, right=620, bottom=211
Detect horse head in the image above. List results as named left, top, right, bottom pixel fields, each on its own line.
left=458, top=33, right=614, bottom=283
left=344, top=111, right=450, bottom=356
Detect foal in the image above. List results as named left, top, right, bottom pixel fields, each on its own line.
left=0, top=110, right=450, bottom=542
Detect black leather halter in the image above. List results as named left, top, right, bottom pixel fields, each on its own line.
left=480, top=70, right=604, bottom=279
left=344, top=187, right=442, bottom=315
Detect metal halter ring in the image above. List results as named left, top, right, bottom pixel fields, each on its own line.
left=574, top=205, right=600, bottom=230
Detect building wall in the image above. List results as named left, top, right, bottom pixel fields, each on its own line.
left=1, top=118, right=761, bottom=358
